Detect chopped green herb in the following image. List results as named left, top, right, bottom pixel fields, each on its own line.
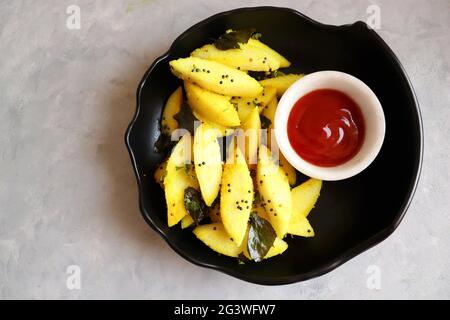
left=238, top=252, right=250, bottom=264
left=253, top=191, right=261, bottom=204
left=252, top=100, right=261, bottom=107
left=184, top=163, right=192, bottom=175
left=272, top=69, right=286, bottom=78
left=251, top=32, right=262, bottom=40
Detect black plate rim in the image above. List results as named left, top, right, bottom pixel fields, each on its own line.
left=124, top=6, right=424, bottom=285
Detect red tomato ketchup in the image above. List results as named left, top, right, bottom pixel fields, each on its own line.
left=287, top=89, right=365, bottom=167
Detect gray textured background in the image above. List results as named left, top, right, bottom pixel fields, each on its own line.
left=1, top=0, right=449, bottom=299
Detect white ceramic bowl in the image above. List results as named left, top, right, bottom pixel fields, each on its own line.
left=274, top=71, right=386, bottom=181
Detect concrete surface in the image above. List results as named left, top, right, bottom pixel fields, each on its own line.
left=0, top=0, right=449, bottom=299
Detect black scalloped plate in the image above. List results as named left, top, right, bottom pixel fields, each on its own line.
left=125, top=7, right=423, bottom=285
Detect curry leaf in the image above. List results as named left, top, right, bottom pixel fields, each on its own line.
left=232, top=28, right=257, bottom=43
left=173, top=101, right=197, bottom=135
left=248, top=69, right=286, bottom=81
left=260, top=115, right=272, bottom=130
left=154, top=132, right=176, bottom=155
left=247, top=71, right=268, bottom=81
left=155, top=100, right=196, bottom=155
left=214, top=28, right=257, bottom=50
left=247, top=213, right=276, bottom=262
left=184, top=187, right=208, bottom=226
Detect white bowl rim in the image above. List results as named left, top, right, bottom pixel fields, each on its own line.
left=274, top=70, right=386, bottom=181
